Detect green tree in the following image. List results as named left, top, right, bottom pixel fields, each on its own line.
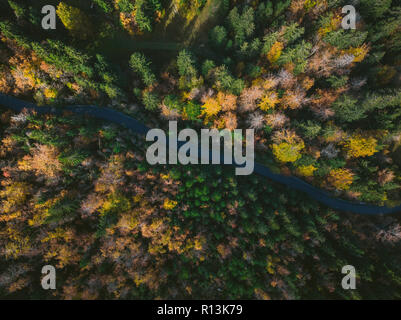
left=184, top=101, right=201, bottom=121
left=8, top=0, right=25, bottom=19
left=177, top=49, right=197, bottom=79
left=129, top=52, right=157, bottom=86
left=117, top=0, right=134, bottom=12
left=142, top=91, right=160, bottom=111
left=256, top=1, right=273, bottom=24
left=134, top=0, right=152, bottom=32
left=202, top=60, right=216, bottom=79
left=92, top=0, right=113, bottom=13
left=360, top=0, right=392, bottom=19
left=332, top=95, right=367, bottom=123
left=283, top=23, right=304, bottom=45
left=227, top=6, right=255, bottom=46
left=210, top=26, right=227, bottom=49
left=214, top=65, right=245, bottom=95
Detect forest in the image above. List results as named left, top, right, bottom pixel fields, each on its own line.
left=0, top=0, right=400, bottom=299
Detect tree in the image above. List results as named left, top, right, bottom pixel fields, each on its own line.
left=296, top=120, right=322, bottom=139
left=343, top=135, right=378, bottom=158
left=267, top=41, right=284, bottom=64
left=142, top=91, right=160, bottom=111
left=129, top=52, right=156, bottom=86
left=323, top=29, right=368, bottom=50
left=202, top=60, right=216, bottom=79
left=18, top=144, right=62, bottom=182
left=259, top=92, right=279, bottom=111
left=0, top=182, right=31, bottom=214
left=92, top=0, right=113, bottom=13
left=360, top=0, right=392, bottom=19
left=227, top=6, right=255, bottom=46
left=177, top=50, right=200, bottom=90
left=283, top=23, right=304, bottom=44
left=201, top=98, right=221, bottom=118
left=256, top=1, right=273, bottom=24
left=163, top=94, right=183, bottom=111
left=262, top=32, right=279, bottom=55
left=216, top=92, right=237, bottom=111
left=8, top=1, right=25, bottom=19
left=328, top=168, right=354, bottom=190
left=134, top=0, right=160, bottom=32
left=210, top=26, right=227, bottom=49
left=332, top=95, right=367, bottom=123
left=177, top=49, right=197, bottom=79
left=272, top=141, right=305, bottom=163
left=277, top=41, right=312, bottom=74
left=297, top=165, right=317, bottom=177
left=56, top=2, right=92, bottom=39
left=214, top=65, right=244, bottom=95
left=183, top=101, right=201, bottom=121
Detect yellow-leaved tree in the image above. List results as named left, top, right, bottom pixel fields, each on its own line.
left=271, top=130, right=305, bottom=163
left=267, top=41, right=284, bottom=64
left=259, top=91, right=280, bottom=111
left=343, top=134, right=378, bottom=158
left=56, top=2, right=92, bottom=39
left=297, top=165, right=317, bottom=177
left=272, top=141, right=305, bottom=163
left=201, top=98, right=221, bottom=118
left=328, top=168, right=354, bottom=190
left=343, top=44, right=370, bottom=63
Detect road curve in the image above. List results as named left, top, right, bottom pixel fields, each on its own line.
left=1, top=93, right=400, bottom=215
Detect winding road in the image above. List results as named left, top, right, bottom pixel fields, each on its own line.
left=1, top=93, right=400, bottom=215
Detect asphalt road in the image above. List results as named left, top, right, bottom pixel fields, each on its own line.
left=1, top=93, right=400, bottom=215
